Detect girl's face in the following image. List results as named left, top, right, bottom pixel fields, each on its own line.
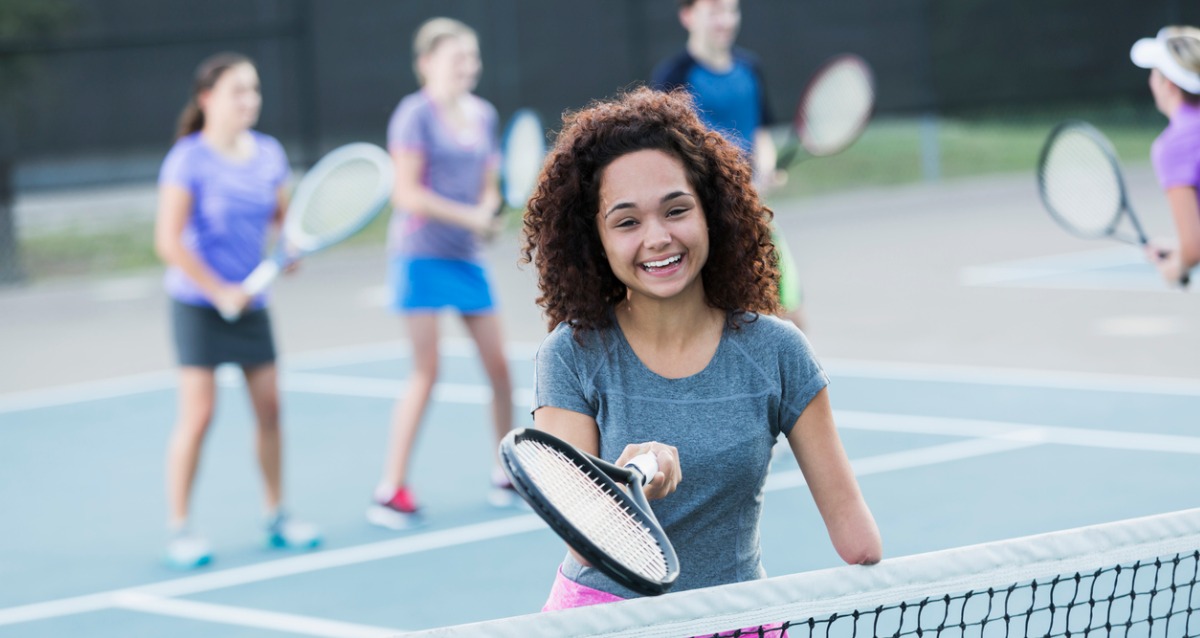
left=199, top=62, right=261, bottom=131
left=1149, top=68, right=1179, bottom=116
left=420, top=34, right=481, bottom=94
left=596, top=149, right=710, bottom=305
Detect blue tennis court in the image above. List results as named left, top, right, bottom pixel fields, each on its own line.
left=2, top=338, right=1197, bottom=636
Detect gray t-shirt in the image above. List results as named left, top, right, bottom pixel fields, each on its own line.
left=533, top=312, right=829, bottom=597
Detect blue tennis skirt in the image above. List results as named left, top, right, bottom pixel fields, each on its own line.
left=390, top=256, right=496, bottom=314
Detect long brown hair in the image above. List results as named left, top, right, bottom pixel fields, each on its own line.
left=174, top=52, right=254, bottom=140
left=521, top=86, right=780, bottom=337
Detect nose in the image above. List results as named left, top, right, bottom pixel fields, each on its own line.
left=643, top=218, right=671, bottom=250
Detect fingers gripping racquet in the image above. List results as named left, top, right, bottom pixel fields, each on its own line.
left=220, top=143, right=394, bottom=321
left=498, top=108, right=547, bottom=215
left=776, top=54, right=876, bottom=169
left=499, top=428, right=680, bottom=596
left=1037, top=120, right=1189, bottom=287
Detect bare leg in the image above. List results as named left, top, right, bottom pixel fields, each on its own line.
left=166, top=367, right=217, bottom=528
left=380, top=313, right=440, bottom=490
left=462, top=312, right=513, bottom=464
left=243, top=362, right=282, bottom=513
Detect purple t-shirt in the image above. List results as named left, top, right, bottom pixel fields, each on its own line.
left=386, top=91, right=499, bottom=262
left=1151, top=103, right=1200, bottom=190
left=158, top=131, right=289, bottom=307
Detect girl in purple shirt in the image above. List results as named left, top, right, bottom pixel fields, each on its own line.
left=1131, top=27, right=1200, bottom=285
left=155, top=52, right=319, bottom=569
left=367, top=18, right=516, bottom=530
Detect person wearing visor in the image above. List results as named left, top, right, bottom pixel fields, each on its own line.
left=1130, top=26, right=1200, bottom=286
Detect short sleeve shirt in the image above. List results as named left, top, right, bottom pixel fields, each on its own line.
left=533, top=313, right=829, bottom=597
left=158, top=131, right=290, bottom=308
left=385, top=91, right=499, bottom=262
left=651, top=48, right=774, bottom=157
left=1151, top=102, right=1200, bottom=191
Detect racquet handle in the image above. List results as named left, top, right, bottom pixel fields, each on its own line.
left=219, top=260, right=282, bottom=323
left=625, top=452, right=659, bottom=486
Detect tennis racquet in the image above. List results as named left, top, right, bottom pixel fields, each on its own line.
left=499, top=428, right=680, bottom=596
left=220, top=142, right=394, bottom=322
left=775, top=54, right=876, bottom=169
left=497, top=108, right=547, bottom=215
left=1036, top=120, right=1189, bottom=287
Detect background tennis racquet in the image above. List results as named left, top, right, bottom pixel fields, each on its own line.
left=1037, top=119, right=1189, bottom=287
left=499, top=428, right=680, bottom=596
left=497, top=108, right=547, bottom=216
left=775, top=53, right=876, bottom=170
left=220, top=142, right=394, bottom=321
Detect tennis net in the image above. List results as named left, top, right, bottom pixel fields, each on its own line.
left=401, top=508, right=1199, bottom=637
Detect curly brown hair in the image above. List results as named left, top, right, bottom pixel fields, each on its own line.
left=521, top=86, right=780, bottom=336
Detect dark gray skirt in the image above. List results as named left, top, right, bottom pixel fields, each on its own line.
left=171, top=299, right=276, bottom=368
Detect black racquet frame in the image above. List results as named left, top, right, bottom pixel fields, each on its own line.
left=499, top=428, right=680, bottom=596
left=1037, top=120, right=1189, bottom=287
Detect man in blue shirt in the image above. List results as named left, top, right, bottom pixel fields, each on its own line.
left=651, top=0, right=804, bottom=327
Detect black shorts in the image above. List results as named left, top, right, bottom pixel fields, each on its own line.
left=170, top=299, right=276, bottom=368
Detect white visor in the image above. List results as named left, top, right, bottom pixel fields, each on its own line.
left=1131, top=29, right=1200, bottom=94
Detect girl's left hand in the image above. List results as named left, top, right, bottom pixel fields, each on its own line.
left=616, top=441, right=681, bottom=500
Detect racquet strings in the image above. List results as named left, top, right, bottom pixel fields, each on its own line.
left=800, top=61, right=874, bottom=156
left=502, top=113, right=544, bottom=208
left=513, top=440, right=668, bottom=583
left=296, top=156, right=388, bottom=245
left=1039, top=128, right=1124, bottom=236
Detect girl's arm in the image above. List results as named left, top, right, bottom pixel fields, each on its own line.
left=787, top=387, right=882, bottom=565
left=533, top=407, right=680, bottom=500
left=1151, top=186, right=1200, bottom=284
left=154, top=183, right=249, bottom=313
left=392, top=148, right=494, bottom=235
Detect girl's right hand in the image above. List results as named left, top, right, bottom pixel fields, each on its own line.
left=616, top=441, right=681, bottom=500
left=470, top=206, right=502, bottom=239
left=212, top=285, right=251, bottom=319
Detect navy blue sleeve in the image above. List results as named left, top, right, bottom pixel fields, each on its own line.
left=651, top=51, right=697, bottom=92
left=735, top=48, right=775, bottom=127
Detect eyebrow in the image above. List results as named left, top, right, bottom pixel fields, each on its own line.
left=604, top=191, right=693, bottom=217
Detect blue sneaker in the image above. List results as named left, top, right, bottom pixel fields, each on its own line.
left=166, top=531, right=212, bottom=569
left=266, top=513, right=321, bottom=550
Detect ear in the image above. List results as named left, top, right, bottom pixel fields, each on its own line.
left=196, top=89, right=211, bottom=113
left=679, top=7, right=693, bottom=30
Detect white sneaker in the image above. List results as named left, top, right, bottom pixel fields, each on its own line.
left=266, top=513, right=321, bottom=550
left=166, top=531, right=212, bottom=569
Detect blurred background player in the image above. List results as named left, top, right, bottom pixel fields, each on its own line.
left=367, top=17, right=516, bottom=531
left=651, top=0, right=806, bottom=329
left=155, top=52, right=320, bottom=569
left=1130, top=26, right=1200, bottom=286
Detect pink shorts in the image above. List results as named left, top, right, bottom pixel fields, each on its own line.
left=542, top=568, right=788, bottom=636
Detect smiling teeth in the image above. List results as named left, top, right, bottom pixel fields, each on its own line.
left=643, top=255, right=681, bottom=269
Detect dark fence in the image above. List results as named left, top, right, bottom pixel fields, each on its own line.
left=3, top=0, right=1197, bottom=177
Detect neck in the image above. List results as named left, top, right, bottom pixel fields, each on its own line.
left=424, top=83, right=465, bottom=107
left=615, top=286, right=721, bottom=349
left=201, top=123, right=245, bottom=150
left=687, top=38, right=732, bottom=71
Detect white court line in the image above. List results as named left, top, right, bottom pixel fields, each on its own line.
left=112, top=592, right=399, bottom=638
left=822, top=358, right=1200, bottom=397
left=767, top=434, right=1045, bottom=490
left=6, top=335, right=1200, bottom=415
left=837, top=410, right=1200, bottom=454
left=0, top=437, right=1043, bottom=630
left=280, top=373, right=536, bottom=408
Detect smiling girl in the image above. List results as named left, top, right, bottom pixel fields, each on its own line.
left=521, top=87, right=880, bottom=610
